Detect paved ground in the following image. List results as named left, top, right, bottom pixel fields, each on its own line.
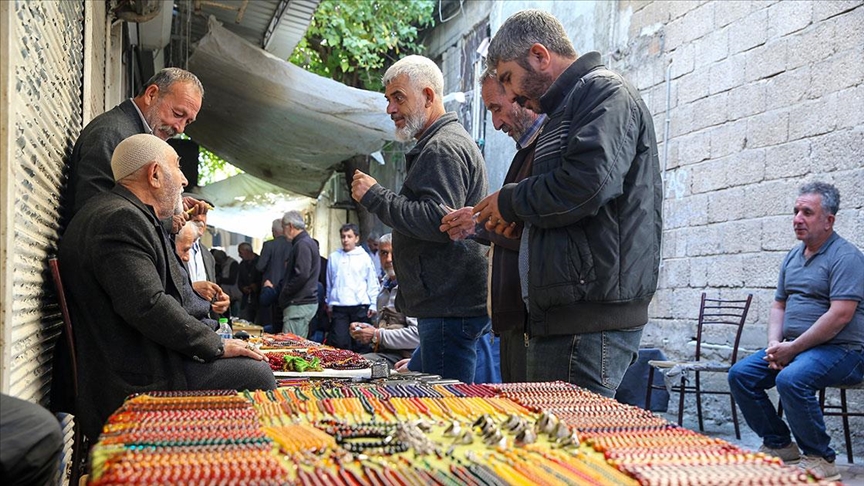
left=661, top=411, right=864, bottom=485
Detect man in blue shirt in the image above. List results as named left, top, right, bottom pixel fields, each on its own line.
left=729, top=182, right=864, bottom=482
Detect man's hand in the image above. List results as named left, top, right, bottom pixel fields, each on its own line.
left=220, top=338, right=266, bottom=361
left=193, top=281, right=230, bottom=314
left=350, top=322, right=376, bottom=345
left=351, top=170, right=378, bottom=202
left=262, top=279, right=273, bottom=289
left=183, top=196, right=211, bottom=221
left=474, top=191, right=517, bottom=236
left=439, top=206, right=477, bottom=240
left=394, top=358, right=410, bottom=373
left=764, top=341, right=798, bottom=370
left=367, top=308, right=377, bottom=319
left=169, top=214, right=187, bottom=235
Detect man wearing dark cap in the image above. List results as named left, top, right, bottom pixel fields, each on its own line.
left=60, top=134, right=275, bottom=445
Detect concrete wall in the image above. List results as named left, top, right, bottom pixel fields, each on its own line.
left=426, top=0, right=864, bottom=453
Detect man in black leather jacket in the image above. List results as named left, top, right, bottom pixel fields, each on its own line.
left=477, top=9, right=662, bottom=398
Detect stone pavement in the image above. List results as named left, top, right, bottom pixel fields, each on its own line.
left=660, top=411, right=864, bottom=485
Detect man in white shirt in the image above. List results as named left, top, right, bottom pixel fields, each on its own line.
left=326, top=223, right=379, bottom=350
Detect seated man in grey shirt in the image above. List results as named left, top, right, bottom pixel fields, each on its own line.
left=728, top=182, right=864, bottom=482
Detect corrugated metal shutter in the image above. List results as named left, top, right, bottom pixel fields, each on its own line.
left=2, top=1, right=83, bottom=403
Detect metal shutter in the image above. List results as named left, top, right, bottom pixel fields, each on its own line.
left=0, top=1, right=84, bottom=403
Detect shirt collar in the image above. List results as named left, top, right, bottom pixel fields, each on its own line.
left=129, top=98, right=154, bottom=134
left=516, top=114, right=548, bottom=150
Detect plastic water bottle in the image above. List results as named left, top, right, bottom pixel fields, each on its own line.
left=217, top=317, right=233, bottom=340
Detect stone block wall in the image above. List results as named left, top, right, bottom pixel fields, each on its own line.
left=429, top=0, right=863, bottom=455
left=615, top=0, right=864, bottom=453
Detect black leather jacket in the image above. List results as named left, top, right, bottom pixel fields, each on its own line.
left=499, top=52, right=662, bottom=336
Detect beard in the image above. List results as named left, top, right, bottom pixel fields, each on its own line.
left=394, top=103, right=428, bottom=142
left=384, top=266, right=396, bottom=279
left=515, top=64, right=554, bottom=114
left=509, top=105, right=538, bottom=142
left=155, top=166, right=183, bottom=219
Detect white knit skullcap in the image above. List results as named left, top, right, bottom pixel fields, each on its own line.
left=110, top=134, right=174, bottom=181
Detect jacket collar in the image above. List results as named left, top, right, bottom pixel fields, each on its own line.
left=111, top=184, right=162, bottom=228
left=407, top=112, right=459, bottom=156
left=539, top=51, right=604, bottom=114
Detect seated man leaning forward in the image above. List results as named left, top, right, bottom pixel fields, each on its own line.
left=350, top=233, right=418, bottom=367
left=728, top=181, right=864, bottom=482
left=60, top=134, right=276, bottom=445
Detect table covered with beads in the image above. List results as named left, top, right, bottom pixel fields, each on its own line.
left=86, top=379, right=837, bottom=485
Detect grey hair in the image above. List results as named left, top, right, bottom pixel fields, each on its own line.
left=799, top=181, right=840, bottom=215
left=383, top=55, right=444, bottom=98
left=178, top=221, right=198, bottom=241
left=479, top=67, right=498, bottom=86
left=271, top=218, right=283, bottom=232
left=138, top=67, right=204, bottom=98
left=378, top=233, right=392, bottom=245
left=282, top=210, right=306, bottom=230
left=487, top=9, right=577, bottom=70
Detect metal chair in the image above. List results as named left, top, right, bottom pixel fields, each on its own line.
left=645, top=293, right=753, bottom=439
left=819, top=382, right=864, bottom=463
left=49, top=257, right=87, bottom=485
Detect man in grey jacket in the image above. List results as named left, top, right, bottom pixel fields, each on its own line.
left=476, top=10, right=662, bottom=398
left=351, top=55, right=490, bottom=383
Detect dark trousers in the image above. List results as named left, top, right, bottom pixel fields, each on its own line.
left=0, top=394, right=62, bottom=486
left=328, top=305, right=370, bottom=350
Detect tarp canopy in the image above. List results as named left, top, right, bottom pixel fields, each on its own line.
left=189, top=173, right=314, bottom=238
left=186, top=17, right=396, bottom=198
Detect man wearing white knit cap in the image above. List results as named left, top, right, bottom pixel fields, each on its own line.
left=59, top=134, right=276, bottom=446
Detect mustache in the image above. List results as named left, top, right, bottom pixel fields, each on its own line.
left=157, top=125, right=177, bottom=137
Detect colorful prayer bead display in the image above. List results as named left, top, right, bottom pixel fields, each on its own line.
left=87, top=382, right=838, bottom=485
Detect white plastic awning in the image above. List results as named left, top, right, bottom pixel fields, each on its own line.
left=189, top=173, right=314, bottom=238
left=185, top=17, right=396, bottom=198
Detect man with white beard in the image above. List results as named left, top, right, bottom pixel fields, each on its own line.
left=351, top=55, right=490, bottom=383
left=59, top=134, right=275, bottom=445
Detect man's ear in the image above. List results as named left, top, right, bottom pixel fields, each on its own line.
left=423, top=87, right=435, bottom=107
left=142, top=84, right=160, bottom=106
left=528, top=43, right=552, bottom=71
left=148, top=161, right=162, bottom=187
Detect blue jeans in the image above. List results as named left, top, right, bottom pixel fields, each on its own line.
left=728, top=346, right=864, bottom=460
left=415, top=316, right=490, bottom=383
left=473, top=332, right=502, bottom=384
left=526, top=326, right=643, bottom=398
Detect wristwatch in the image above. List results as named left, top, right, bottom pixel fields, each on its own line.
left=371, top=329, right=379, bottom=345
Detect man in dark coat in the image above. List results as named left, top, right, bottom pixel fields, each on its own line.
left=476, top=10, right=662, bottom=398
left=60, top=134, right=274, bottom=444
left=62, top=67, right=203, bottom=226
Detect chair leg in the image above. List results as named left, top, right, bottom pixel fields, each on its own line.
left=695, top=372, right=704, bottom=432
left=840, top=389, right=853, bottom=464
left=730, top=394, right=741, bottom=440
left=677, top=377, right=686, bottom=426
left=645, top=367, right=655, bottom=411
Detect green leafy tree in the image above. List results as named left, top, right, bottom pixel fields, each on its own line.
left=198, top=145, right=242, bottom=186
left=290, top=0, right=435, bottom=91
